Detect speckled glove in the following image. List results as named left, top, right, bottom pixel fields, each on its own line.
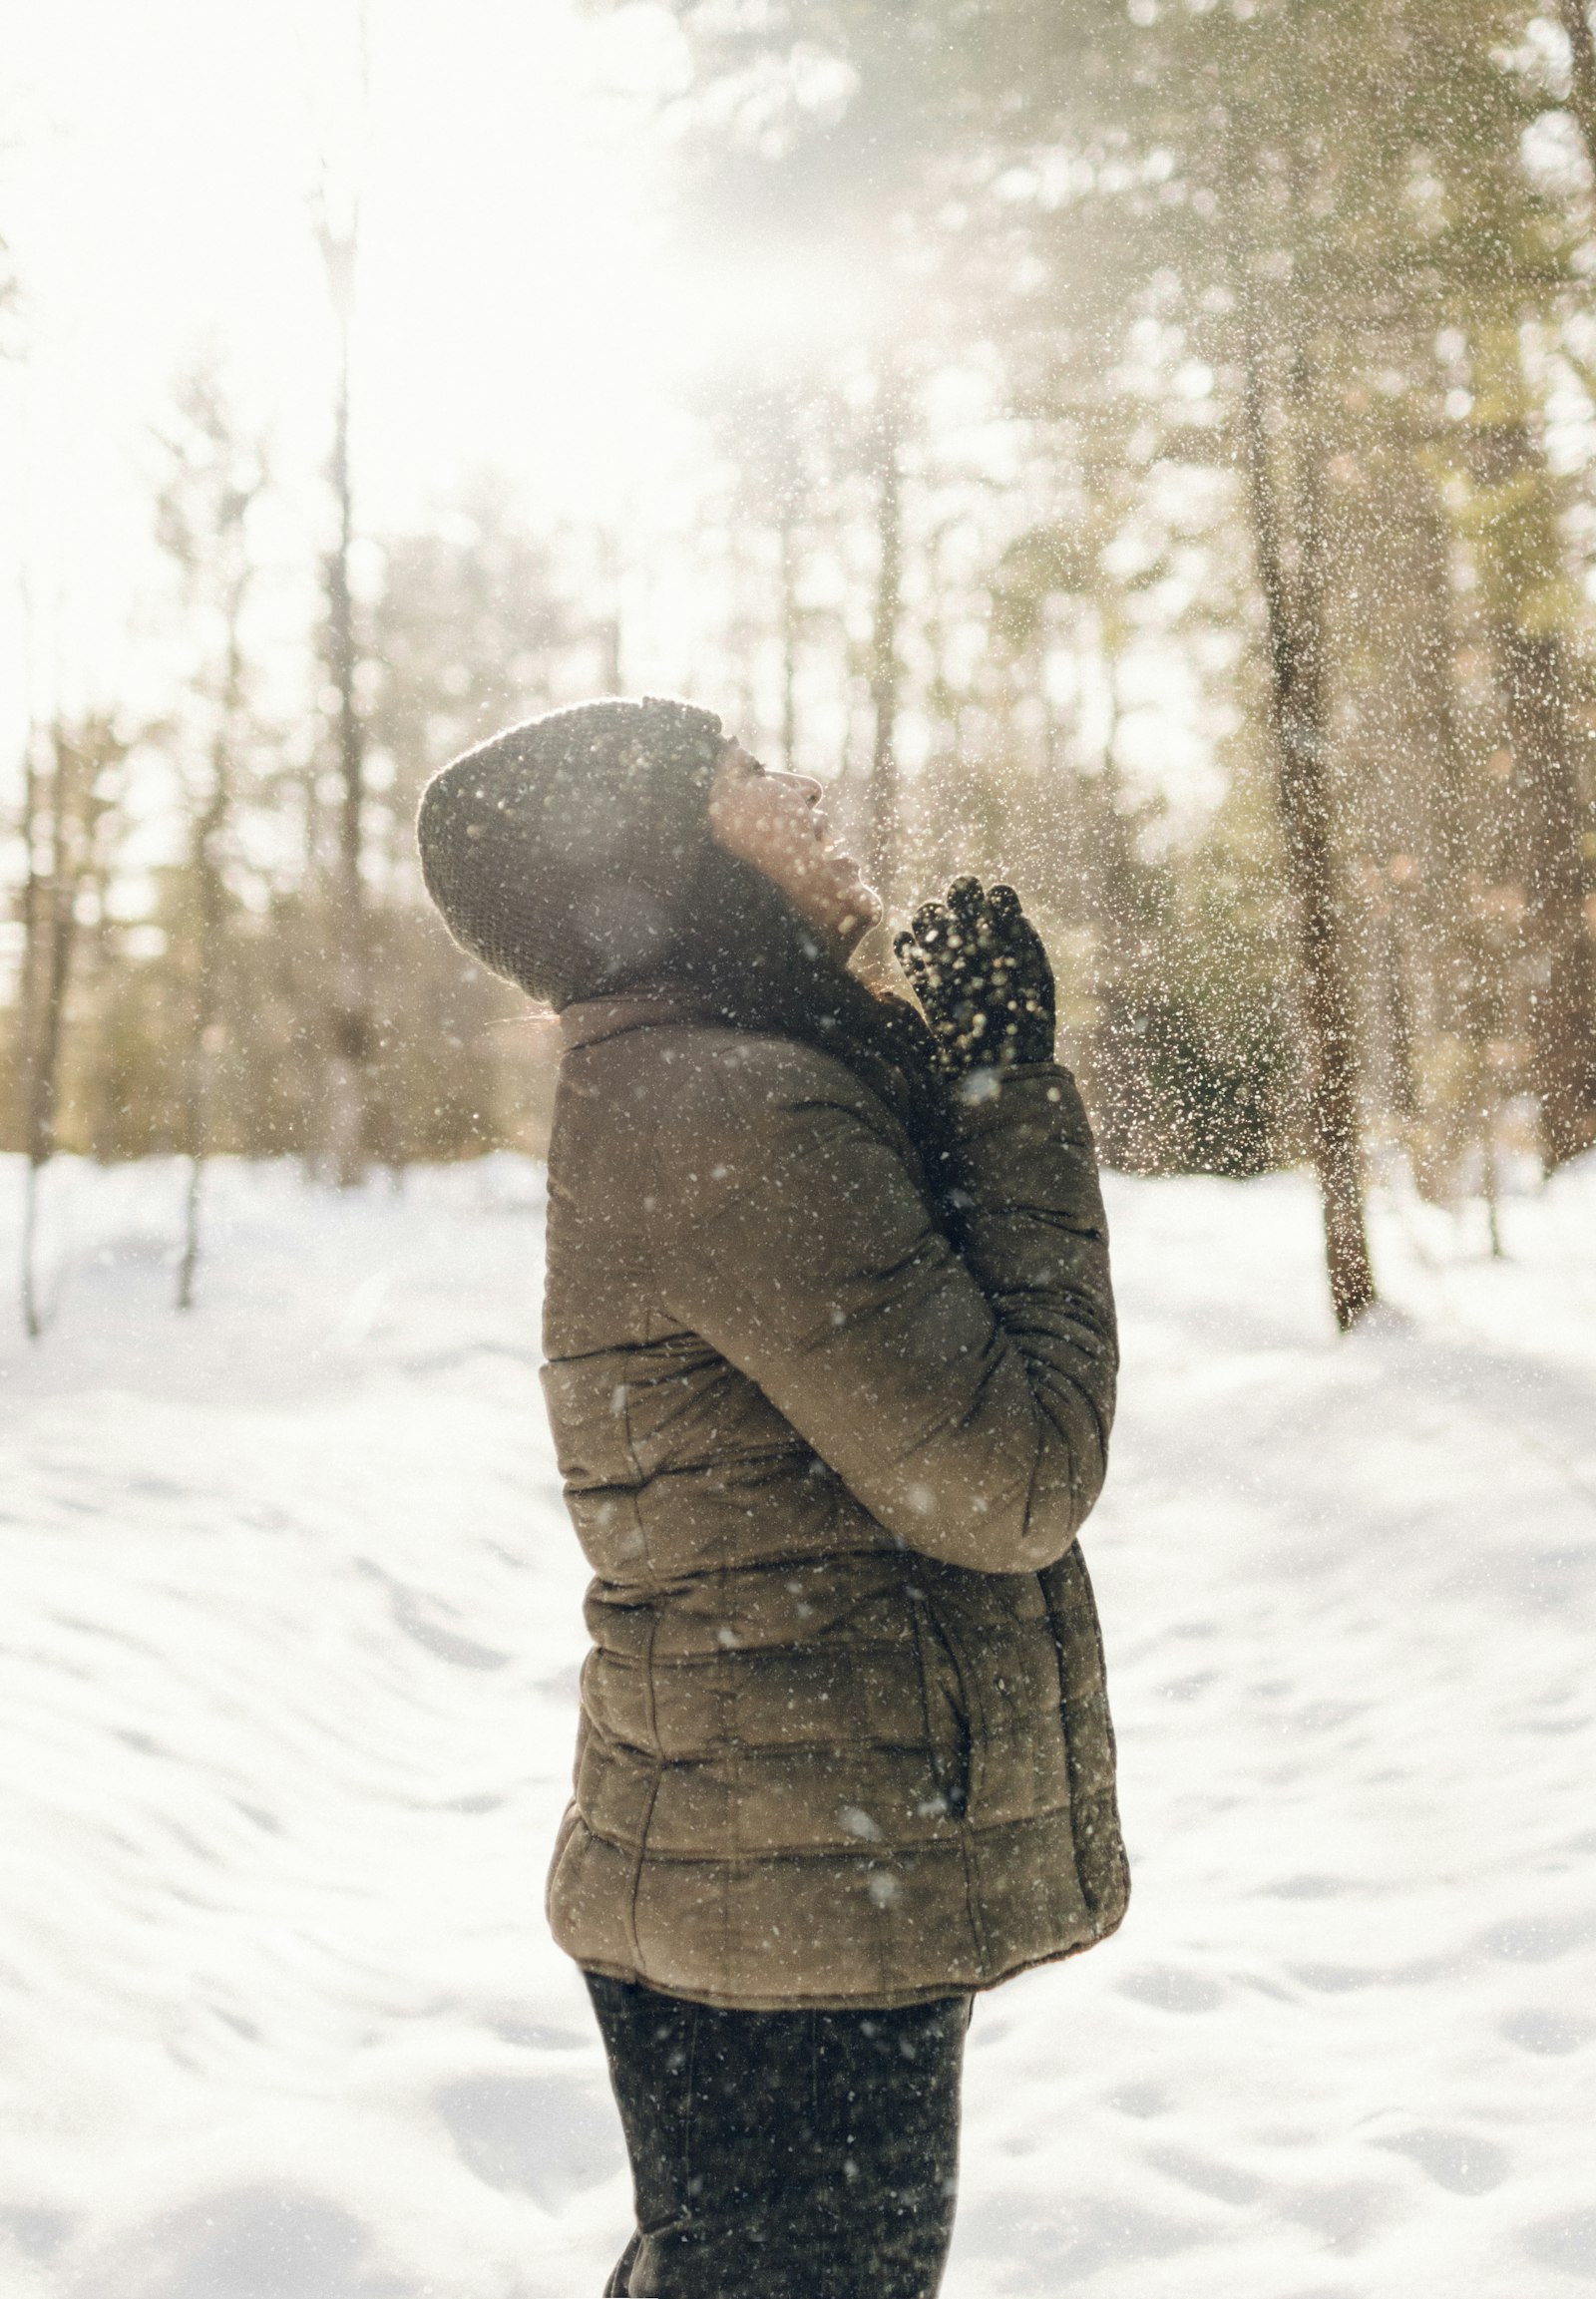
left=894, top=876, right=1055, bottom=1080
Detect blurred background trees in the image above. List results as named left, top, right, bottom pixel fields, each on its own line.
left=5, top=0, right=1596, bottom=1324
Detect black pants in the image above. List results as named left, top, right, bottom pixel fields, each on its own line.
left=585, top=1972, right=971, bottom=2298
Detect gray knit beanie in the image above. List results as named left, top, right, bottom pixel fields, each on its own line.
left=416, top=695, right=726, bottom=1007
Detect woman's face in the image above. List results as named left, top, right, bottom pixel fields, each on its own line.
left=707, top=741, right=882, bottom=957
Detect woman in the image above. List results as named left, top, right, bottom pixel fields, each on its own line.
left=417, top=695, right=1126, bottom=2299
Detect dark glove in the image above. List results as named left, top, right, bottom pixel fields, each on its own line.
left=894, top=876, right=1055, bottom=1080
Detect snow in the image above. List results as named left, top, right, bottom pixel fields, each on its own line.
left=1, top=1148, right=1593, bottom=2297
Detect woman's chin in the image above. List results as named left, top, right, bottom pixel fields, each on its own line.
left=834, top=881, right=882, bottom=956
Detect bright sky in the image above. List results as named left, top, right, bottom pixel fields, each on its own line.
left=1, top=0, right=1218, bottom=827
left=0, top=0, right=766, bottom=751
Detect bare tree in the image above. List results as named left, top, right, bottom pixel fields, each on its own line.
left=312, top=1, right=373, bottom=1185
left=698, top=366, right=831, bottom=769
left=1460, top=337, right=1596, bottom=1170
left=1236, top=271, right=1378, bottom=1330
left=15, top=718, right=124, bottom=1337
left=152, top=360, right=269, bottom=1308
left=597, top=524, right=624, bottom=695
left=866, top=368, right=906, bottom=910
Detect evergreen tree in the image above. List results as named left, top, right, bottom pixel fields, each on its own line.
left=668, top=0, right=1596, bottom=1308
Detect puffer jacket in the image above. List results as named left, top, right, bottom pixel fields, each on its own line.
left=540, top=986, right=1127, bottom=2011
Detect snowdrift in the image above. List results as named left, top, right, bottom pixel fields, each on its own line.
left=2, top=1151, right=1592, bottom=2296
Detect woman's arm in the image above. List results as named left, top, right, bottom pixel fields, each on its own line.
left=653, top=1035, right=1115, bottom=1576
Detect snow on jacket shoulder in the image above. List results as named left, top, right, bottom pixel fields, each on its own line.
left=540, top=987, right=1128, bottom=2012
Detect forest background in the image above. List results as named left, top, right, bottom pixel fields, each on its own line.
left=6, top=0, right=1596, bottom=1331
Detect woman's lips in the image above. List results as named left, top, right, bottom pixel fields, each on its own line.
left=801, top=807, right=867, bottom=881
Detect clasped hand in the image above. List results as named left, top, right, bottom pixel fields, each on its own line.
left=894, top=877, right=1055, bottom=1080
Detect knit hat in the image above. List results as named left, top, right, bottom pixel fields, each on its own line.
left=416, top=695, right=726, bottom=1007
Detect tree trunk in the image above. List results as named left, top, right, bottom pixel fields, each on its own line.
left=867, top=375, right=905, bottom=909
left=1404, top=466, right=1479, bottom=1035
left=177, top=746, right=230, bottom=1311
left=16, top=741, right=50, bottom=1341
left=16, top=739, right=44, bottom=1115
left=1240, top=328, right=1378, bottom=1330
left=1549, top=39, right=1596, bottom=1160
left=321, top=228, right=370, bottom=1186
left=599, top=524, right=623, bottom=694
left=1378, top=896, right=1418, bottom=1122
left=18, top=730, right=90, bottom=1338
left=1466, top=403, right=1596, bottom=1168
left=1491, top=616, right=1595, bottom=1164
left=779, top=503, right=799, bottom=772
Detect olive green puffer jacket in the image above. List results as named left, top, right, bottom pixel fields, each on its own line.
left=541, top=987, right=1127, bottom=2011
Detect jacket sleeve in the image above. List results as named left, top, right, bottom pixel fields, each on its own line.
left=653, top=1039, right=1117, bottom=1576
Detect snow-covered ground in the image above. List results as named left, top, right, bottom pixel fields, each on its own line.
left=1, top=1147, right=1593, bottom=2299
